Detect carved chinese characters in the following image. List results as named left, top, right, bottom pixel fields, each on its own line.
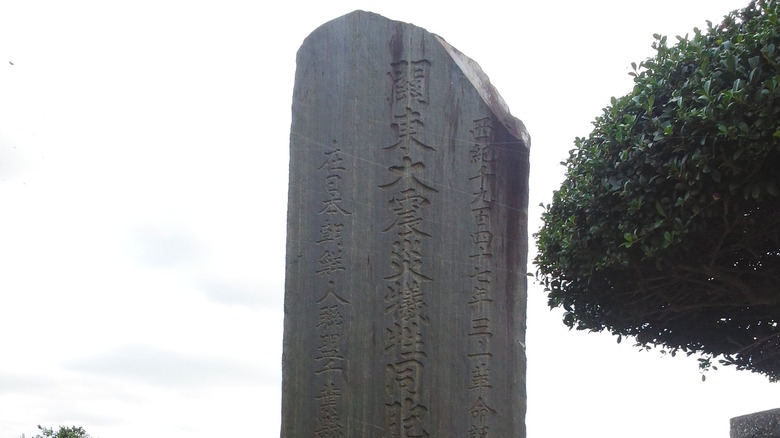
left=283, top=11, right=529, bottom=438
left=468, top=117, right=497, bottom=437
left=313, top=146, right=350, bottom=437
left=382, top=58, right=434, bottom=438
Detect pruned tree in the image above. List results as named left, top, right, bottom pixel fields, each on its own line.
left=33, top=425, right=92, bottom=438
left=535, top=0, right=780, bottom=380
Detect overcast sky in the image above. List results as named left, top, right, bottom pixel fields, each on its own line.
left=0, top=1, right=776, bottom=437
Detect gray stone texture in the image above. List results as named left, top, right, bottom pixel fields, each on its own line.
left=732, top=408, right=780, bottom=438
left=282, top=10, right=530, bottom=437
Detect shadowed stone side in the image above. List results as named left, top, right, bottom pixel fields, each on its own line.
left=282, top=10, right=530, bottom=437
left=731, top=409, right=780, bottom=438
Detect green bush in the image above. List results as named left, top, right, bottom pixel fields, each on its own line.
left=535, top=0, right=780, bottom=380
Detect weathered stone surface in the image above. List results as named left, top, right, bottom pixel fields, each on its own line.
left=731, top=408, right=780, bottom=438
left=282, top=10, right=530, bottom=437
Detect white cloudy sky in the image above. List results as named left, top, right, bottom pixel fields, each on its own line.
left=0, top=1, right=776, bottom=437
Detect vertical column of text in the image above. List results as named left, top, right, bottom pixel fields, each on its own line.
left=381, top=59, right=435, bottom=438
left=314, top=145, right=351, bottom=438
left=466, top=117, right=497, bottom=438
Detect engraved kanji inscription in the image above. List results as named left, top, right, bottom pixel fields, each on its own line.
left=465, top=117, right=497, bottom=436
left=382, top=59, right=434, bottom=438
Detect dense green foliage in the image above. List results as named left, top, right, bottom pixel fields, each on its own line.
left=535, top=0, right=780, bottom=379
left=32, top=425, right=92, bottom=438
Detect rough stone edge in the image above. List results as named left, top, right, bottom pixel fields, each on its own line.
left=731, top=408, right=780, bottom=438
left=301, top=10, right=531, bottom=150
left=435, top=35, right=531, bottom=149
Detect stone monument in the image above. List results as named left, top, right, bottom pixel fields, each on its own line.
left=282, top=10, right=530, bottom=437
left=731, top=408, right=780, bottom=438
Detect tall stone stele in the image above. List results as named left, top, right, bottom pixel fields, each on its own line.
left=282, top=10, right=530, bottom=437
